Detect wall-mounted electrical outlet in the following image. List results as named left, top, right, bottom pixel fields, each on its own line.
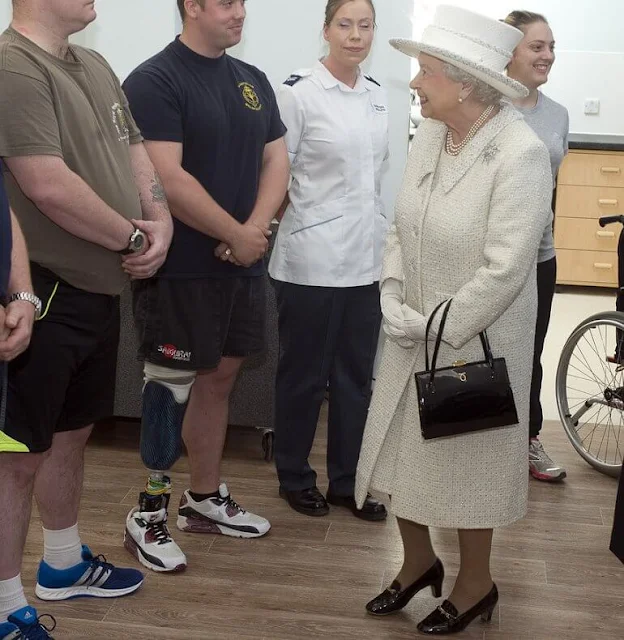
left=584, top=99, right=601, bottom=115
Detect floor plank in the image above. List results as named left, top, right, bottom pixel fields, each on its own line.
left=17, top=416, right=623, bottom=639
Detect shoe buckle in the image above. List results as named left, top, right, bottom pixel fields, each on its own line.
left=437, top=605, right=456, bottom=621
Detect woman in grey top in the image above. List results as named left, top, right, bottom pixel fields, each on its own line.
left=504, top=10, right=569, bottom=482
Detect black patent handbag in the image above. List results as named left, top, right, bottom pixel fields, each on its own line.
left=414, top=299, right=519, bottom=440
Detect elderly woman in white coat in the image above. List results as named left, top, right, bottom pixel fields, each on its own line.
left=269, top=0, right=388, bottom=521
left=355, top=6, right=552, bottom=635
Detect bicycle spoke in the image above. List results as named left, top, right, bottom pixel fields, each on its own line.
left=558, top=317, right=624, bottom=471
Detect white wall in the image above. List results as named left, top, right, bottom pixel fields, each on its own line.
left=1, top=0, right=413, bottom=217
left=70, top=0, right=179, bottom=81
left=412, top=1, right=624, bottom=135
left=230, top=0, right=413, bottom=220
left=0, top=3, right=10, bottom=29
left=0, top=1, right=178, bottom=80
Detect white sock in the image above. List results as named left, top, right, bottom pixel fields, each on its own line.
left=0, top=574, right=28, bottom=623
left=42, top=523, right=83, bottom=570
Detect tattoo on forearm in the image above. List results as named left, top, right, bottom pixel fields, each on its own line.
left=150, top=173, right=167, bottom=203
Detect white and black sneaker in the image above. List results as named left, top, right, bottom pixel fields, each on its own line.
left=124, top=490, right=187, bottom=573
left=177, top=483, right=271, bottom=538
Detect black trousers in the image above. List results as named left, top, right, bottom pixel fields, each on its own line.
left=273, top=281, right=382, bottom=496
left=530, top=257, right=557, bottom=438
left=609, top=230, right=624, bottom=562
left=615, top=228, right=624, bottom=359
left=611, top=468, right=624, bottom=563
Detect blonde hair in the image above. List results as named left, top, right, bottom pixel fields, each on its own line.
left=324, top=0, right=376, bottom=27
left=503, top=10, right=548, bottom=32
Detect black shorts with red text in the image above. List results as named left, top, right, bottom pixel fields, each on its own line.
left=132, top=276, right=266, bottom=371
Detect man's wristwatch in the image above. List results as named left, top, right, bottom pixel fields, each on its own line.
left=118, top=227, right=146, bottom=255
left=9, top=291, right=42, bottom=320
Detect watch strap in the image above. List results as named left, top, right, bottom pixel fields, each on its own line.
left=9, top=291, right=42, bottom=319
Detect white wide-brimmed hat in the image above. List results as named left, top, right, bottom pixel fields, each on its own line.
left=391, top=5, right=528, bottom=99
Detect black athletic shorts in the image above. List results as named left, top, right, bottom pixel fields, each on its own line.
left=3, top=263, right=120, bottom=454
left=133, top=276, right=266, bottom=371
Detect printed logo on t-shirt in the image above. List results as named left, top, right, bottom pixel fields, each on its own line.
left=158, top=344, right=192, bottom=362
left=238, top=82, right=262, bottom=112
left=111, top=103, right=130, bottom=143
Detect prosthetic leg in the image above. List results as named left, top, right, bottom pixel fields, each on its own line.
left=123, top=363, right=195, bottom=572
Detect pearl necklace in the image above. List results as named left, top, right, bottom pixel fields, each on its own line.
left=445, top=104, right=495, bottom=156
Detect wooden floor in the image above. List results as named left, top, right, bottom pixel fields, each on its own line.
left=21, top=410, right=623, bottom=639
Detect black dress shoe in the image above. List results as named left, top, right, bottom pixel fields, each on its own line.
left=417, top=583, right=498, bottom=635
left=366, top=558, right=444, bottom=616
left=279, top=486, right=329, bottom=517
left=326, top=492, right=387, bottom=521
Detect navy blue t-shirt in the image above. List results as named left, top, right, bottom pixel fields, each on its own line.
left=123, top=37, right=286, bottom=278
left=0, top=165, right=12, bottom=303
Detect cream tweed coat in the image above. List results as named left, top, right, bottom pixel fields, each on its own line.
left=355, top=105, right=552, bottom=529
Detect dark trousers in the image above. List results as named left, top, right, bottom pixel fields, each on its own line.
left=611, top=467, right=624, bottom=563
left=273, top=281, right=382, bottom=496
left=615, top=229, right=624, bottom=359
left=530, top=257, right=557, bottom=438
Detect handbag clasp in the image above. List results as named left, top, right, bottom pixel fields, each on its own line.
left=452, top=360, right=467, bottom=367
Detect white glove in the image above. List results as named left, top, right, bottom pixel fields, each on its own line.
left=382, top=320, right=416, bottom=348
left=380, top=279, right=416, bottom=348
left=400, top=304, right=432, bottom=342
left=380, top=278, right=403, bottom=330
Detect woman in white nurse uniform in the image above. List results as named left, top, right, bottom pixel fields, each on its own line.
left=269, top=0, right=389, bottom=521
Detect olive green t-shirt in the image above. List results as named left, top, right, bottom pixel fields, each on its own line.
left=0, top=27, right=143, bottom=295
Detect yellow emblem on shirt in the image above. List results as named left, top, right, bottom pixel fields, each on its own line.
left=239, top=82, right=262, bottom=112
left=111, top=102, right=130, bottom=143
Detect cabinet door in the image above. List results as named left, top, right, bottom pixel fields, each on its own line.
left=559, top=152, right=624, bottom=188
left=556, top=185, right=624, bottom=219
left=555, top=217, right=619, bottom=252
left=557, top=249, right=618, bottom=286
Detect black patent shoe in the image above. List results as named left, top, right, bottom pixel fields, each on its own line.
left=279, top=486, right=329, bottom=517
left=417, top=583, right=498, bottom=635
left=366, top=558, right=444, bottom=616
left=326, top=492, right=388, bottom=521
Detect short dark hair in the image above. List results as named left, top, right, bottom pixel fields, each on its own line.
left=324, top=0, right=376, bottom=27
left=503, top=10, right=548, bottom=31
left=177, top=0, right=205, bottom=22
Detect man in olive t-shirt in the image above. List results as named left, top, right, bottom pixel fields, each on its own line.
left=0, top=1, right=173, bottom=635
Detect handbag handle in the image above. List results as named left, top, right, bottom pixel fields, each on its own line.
left=425, top=299, right=495, bottom=385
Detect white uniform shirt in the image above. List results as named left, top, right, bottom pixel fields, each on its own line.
left=268, top=60, right=390, bottom=287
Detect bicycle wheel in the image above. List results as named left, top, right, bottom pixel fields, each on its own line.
left=556, top=311, right=624, bottom=477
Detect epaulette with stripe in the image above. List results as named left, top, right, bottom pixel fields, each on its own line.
left=283, top=74, right=304, bottom=86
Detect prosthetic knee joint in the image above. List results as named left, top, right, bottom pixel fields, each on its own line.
left=140, top=362, right=196, bottom=471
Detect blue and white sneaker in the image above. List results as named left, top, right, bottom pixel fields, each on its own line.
left=0, top=606, right=56, bottom=639
left=35, top=545, right=144, bottom=601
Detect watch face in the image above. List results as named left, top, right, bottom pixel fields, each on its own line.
left=133, top=233, right=145, bottom=252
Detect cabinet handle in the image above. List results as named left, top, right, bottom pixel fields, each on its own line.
left=596, top=230, right=616, bottom=238
left=593, top=263, right=613, bottom=269
left=600, top=167, right=621, bottom=174
left=598, top=199, right=618, bottom=206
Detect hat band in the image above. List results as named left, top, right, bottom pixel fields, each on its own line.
left=421, top=24, right=512, bottom=72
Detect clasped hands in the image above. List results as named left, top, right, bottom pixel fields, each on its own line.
left=381, top=278, right=436, bottom=348
left=214, top=220, right=271, bottom=267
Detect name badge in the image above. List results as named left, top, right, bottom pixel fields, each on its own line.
left=372, top=103, right=388, bottom=114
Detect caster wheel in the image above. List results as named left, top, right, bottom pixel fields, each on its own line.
left=262, top=430, right=274, bottom=463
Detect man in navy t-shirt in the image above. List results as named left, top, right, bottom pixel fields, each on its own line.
left=121, top=0, right=289, bottom=572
